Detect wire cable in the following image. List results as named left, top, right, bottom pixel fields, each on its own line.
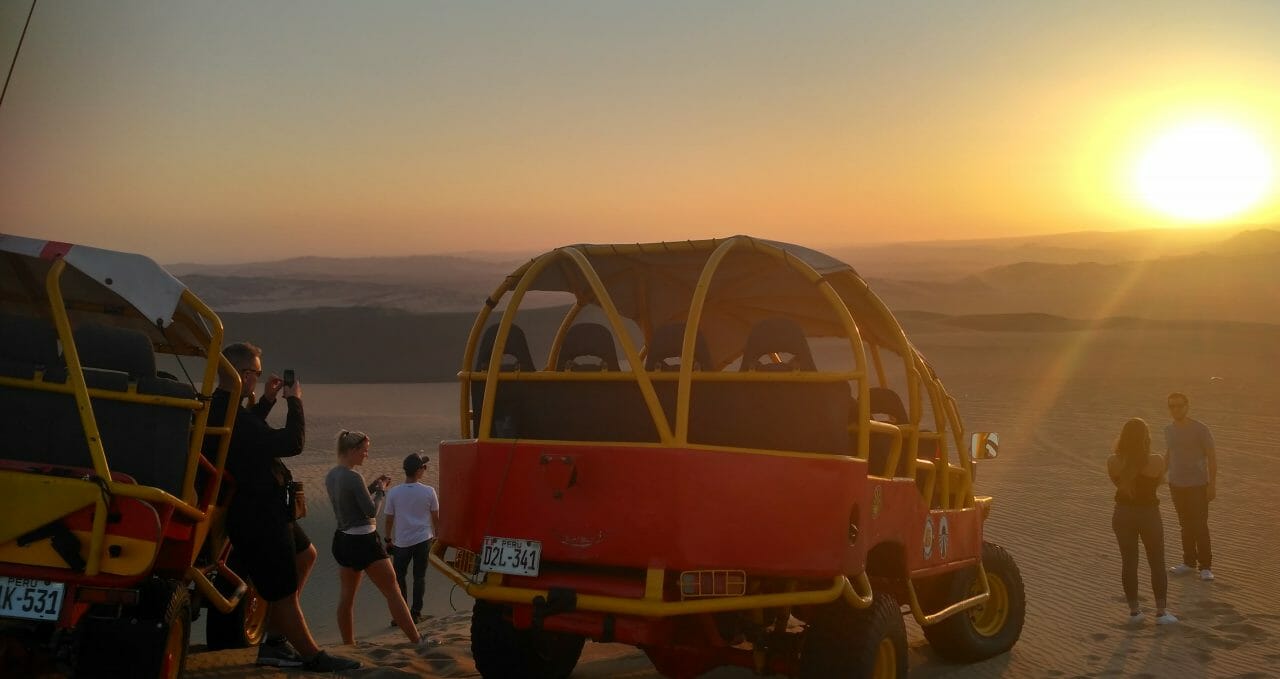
left=0, top=0, right=38, bottom=113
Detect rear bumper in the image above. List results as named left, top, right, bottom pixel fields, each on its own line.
left=429, top=541, right=873, bottom=619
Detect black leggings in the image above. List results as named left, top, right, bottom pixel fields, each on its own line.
left=1112, top=504, right=1167, bottom=609
left=1169, top=484, right=1212, bottom=570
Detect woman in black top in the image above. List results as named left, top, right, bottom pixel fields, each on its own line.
left=1107, top=418, right=1177, bottom=625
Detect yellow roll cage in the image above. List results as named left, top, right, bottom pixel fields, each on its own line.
left=432, top=236, right=990, bottom=626
left=0, top=254, right=245, bottom=613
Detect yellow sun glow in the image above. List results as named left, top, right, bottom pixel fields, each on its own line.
left=1132, top=119, right=1275, bottom=222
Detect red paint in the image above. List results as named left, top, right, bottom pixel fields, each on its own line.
left=439, top=440, right=869, bottom=577
left=38, top=241, right=73, bottom=260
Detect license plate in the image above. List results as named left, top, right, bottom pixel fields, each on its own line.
left=479, top=537, right=542, bottom=577
left=0, top=576, right=65, bottom=622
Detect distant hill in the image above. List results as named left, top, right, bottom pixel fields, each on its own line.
left=181, top=274, right=485, bottom=313
left=827, top=225, right=1274, bottom=281
left=217, top=305, right=570, bottom=383
left=173, top=227, right=1280, bottom=324
left=210, top=306, right=1280, bottom=383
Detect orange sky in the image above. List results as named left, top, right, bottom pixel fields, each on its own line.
left=1, top=2, right=1278, bottom=263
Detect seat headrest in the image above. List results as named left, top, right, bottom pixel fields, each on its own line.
left=739, top=318, right=816, bottom=372
left=645, top=322, right=712, bottom=371
left=560, top=323, right=619, bottom=371
left=73, top=323, right=156, bottom=377
left=0, top=312, right=62, bottom=368
left=869, top=387, right=909, bottom=424
left=476, top=324, right=535, bottom=371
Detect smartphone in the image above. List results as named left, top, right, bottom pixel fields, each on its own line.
left=282, top=369, right=296, bottom=387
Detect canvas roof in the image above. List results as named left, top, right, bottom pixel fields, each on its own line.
left=0, top=234, right=212, bottom=355
left=517, top=235, right=910, bottom=364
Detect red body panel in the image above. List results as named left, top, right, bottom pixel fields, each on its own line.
left=861, top=478, right=983, bottom=573
left=439, top=440, right=870, bottom=578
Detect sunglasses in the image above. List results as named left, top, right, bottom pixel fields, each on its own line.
left=1167, top=402, right=1188, bottom=409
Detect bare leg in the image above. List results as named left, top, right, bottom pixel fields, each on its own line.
left=268, top=594, right=321, bottom=658
left=365, top=558, right=421, bottom=643
left=296, top=543, right=318, bottom=591
left=337, top=567, right=364, bottom=645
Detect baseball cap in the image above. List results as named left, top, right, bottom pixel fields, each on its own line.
left=403, top=452, right=428, bottom=475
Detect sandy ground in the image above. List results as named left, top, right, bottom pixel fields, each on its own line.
left=172, top=323, right=1280, bottom=677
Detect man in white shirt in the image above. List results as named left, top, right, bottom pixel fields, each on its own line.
left=384, top=452, right=441, bottom=621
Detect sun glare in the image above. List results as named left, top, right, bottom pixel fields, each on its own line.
left=1132, top=119, right=1275, bottom=222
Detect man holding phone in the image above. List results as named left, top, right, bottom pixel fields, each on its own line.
left=206, top=345, right=359, bottom=672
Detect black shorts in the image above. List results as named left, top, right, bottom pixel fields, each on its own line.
left=291, top=521, right=312, bottom=553
left=332, top=531, right=388, bottom=570
left=228, top=515, right=299, bottom=602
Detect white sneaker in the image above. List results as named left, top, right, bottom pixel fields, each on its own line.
left=1169, top=564, right=1195, bottom=576
left=1127, top=611, right=1145, bottom=625
left=1155, top=612, right=1179, bottom=625
left=1200, top=569, right=1215, bottom=581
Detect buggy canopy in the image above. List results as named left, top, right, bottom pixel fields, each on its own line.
left=0, top=234, right=212, bottom=356
left=506, top=235, right=915, bottom=366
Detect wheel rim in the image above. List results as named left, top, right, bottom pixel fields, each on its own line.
left=244, top=589, right=268, bottom=644
left=968, top=572, right=1009, bottom=637
left=161, top=619, right=186, bottom=679
left=872, top=637, right=898, bottom=679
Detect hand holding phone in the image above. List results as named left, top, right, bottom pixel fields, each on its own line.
left=281, top=369, right=302, bottom=399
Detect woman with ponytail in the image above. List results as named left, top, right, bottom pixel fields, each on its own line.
left=325, top=430, right=425, bottom=645
left=1107, top=418, right=1177, bottom=625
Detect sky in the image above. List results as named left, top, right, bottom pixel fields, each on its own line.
left=1, top=1, right=1278, bottom=263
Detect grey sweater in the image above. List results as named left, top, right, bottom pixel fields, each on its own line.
left=325, top=465, right=384, bottom=532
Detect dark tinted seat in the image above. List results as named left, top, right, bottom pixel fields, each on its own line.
left=472, top=324, right=535, bottom=438
left=645, top=322, right=712, bottom=372
left=0, top=312, right=62, bottom=377
left=74, top=323, right=156, bottom=377
left=867, top=387, right=909, bottom=476
left=739, top=318, right=816, bottom=372
left=476, top=324, right=535, bottom=372
left=559, top=323, right=619, bottom=371
left=0, top=313, right=66, bottom=464
left=69, top=324, right=192, bottom=494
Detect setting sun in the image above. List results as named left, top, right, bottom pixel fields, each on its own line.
left=1132, top=119, right=1275, bottom=222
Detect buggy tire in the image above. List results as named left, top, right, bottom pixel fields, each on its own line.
left=922, top=541, right=1026, bottom=662
left=76, top=578, right=191, bottom=679
left=471, top=600, right=586, bottom=679
left=800, top=592, right=908, bottom=679
left=205, top=577, right=268, bottom=649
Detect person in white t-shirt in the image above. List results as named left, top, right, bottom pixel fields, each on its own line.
left=384, top=452, right=441, bottom=621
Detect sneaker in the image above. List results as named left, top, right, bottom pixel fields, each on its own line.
left=1200, top=569, right=1215, bottom=581
left=301, top=650, right=361, bottom=673
left=1155, top=612, right=1179, bottom=625
left=256, top=638, right=304, bottom=668
left=1127, top=611, right=1145, bottom=625
left=1169, top=563, right=1195, bottom=576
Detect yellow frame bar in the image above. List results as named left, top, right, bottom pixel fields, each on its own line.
left=21, top=258, right=239, bottom=575
left=429, top=543, right=873, bottom=616
left=905, top=562, right=991, bottom=626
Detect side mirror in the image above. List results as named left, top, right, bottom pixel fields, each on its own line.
left=970, top=432, right=999, bottom=460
